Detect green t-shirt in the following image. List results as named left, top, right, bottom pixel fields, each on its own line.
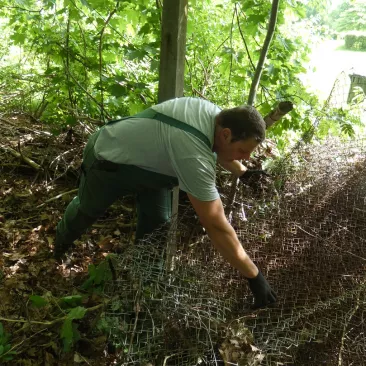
left=94, top=97, right=221, bottom=201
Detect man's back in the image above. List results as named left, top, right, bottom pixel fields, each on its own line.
left=94, top=97, right=220, bottom=201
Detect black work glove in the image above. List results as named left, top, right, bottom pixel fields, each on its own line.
left=239, top=170, right=271, bottom=193
left=239, top=169, right=270, bottom=184
left=247, top=271, right=277, bottom=309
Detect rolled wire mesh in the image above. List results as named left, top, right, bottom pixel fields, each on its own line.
left=104, top=73, right=366, bottom=365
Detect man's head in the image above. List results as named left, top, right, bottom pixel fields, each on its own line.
left=213, top=105, right=265, bottom=162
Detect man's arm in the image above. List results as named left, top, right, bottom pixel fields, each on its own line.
left=188, top=193, right=277, bottom=308
left=218, top=158, right=247, bottom=178
left=188, top=193, right=258, bottom=278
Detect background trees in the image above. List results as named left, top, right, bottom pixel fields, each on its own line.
left=329, top=0, right=366, bottom=33
left=0, top=0, right=361, bottom=147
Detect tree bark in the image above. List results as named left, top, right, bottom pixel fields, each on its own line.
left=158, top=0, right=188, bottom=271
left=247, top=0, right=280, bottom=106
left=227, top=0, right=284, bottom=212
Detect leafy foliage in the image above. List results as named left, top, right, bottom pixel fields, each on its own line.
left=30, top=294, right=48, bottom=307
left=27, top=290, right=93, bottom=352
left=0, top=322, right=17, bottom=362
left=0, top=0, right=362, bottom=146
left=344, top=33, right=366, bottom=51
left=329, top=0, right=366, bottom=33
left=81, top=255, right=116, bottom=292
left=61, top=306, right=87, bottom=352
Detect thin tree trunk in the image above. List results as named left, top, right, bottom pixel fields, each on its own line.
left=158, top=0, right=188, bottom=271
left=227, top=0, right=284, bottom=213
left=99, top=2, right=120, bottom=121
left=247, top=0, right=280, bottom=106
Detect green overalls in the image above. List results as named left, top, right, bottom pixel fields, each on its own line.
left=55, top=108, right=211, bottom=254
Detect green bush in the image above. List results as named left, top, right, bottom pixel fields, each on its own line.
left=344, top=33, right=366, bottom=51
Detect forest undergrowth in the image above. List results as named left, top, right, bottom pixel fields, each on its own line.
left=0, top=114, right=134, bottom=365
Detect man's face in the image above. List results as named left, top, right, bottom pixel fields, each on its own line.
left=215, top=128, right=259, bottom=162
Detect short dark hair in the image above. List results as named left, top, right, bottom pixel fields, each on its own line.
left=217, top=105, right=266, bottom=143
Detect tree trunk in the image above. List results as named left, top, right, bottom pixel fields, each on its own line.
left=227, top=0, right=289, bottom=212
left=158, top=0, right=188, bottom=271
left=247, top=0, right=280, bottom=106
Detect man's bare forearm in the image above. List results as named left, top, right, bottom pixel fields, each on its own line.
left=218, top=159, right=247, bottom=177
left=205, top=223, right=258, bottom=278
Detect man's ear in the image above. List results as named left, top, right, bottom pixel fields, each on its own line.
left=222, top=128, right=231, bottom=141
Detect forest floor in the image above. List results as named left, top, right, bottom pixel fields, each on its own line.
left=0, top=114, right=135, bottom=365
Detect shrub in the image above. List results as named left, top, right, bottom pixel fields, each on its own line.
left=344, top=32, right=366, bottom=51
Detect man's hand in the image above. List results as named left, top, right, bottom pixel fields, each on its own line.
left=239, top=170, right=271, bottom=193
left=239, top=169, right=269, bottom=183
left=247, top=271, right=277, bottom=309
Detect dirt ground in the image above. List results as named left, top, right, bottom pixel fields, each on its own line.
left=0, top=114, right=136, bottom=365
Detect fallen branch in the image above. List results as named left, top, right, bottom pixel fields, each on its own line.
left=0, top=144, right=42, bottom=170
left=92, top=222, right=135, bottom=228
left=36, top=189, right=78, bottom=208
left=264, top=101, right=294, bottom=128
left=0, top=117, right=17, bottom=127
left=0, top=303, right=105, bottom=326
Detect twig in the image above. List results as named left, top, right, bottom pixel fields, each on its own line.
left=338, top=285, right=362, bottom=366
left=66, top=70, right=111, bottom=119
left=293, top=224, right=318, bottom=238
left=235, top=5, right=255, bottom=71
left=0, top=144, right=42, bottom=170
left=163, top=353, right=180, bottom=366
left=36, top=189, right=78, bottom=208
left=127, top=288, right=141, bottom=359
left=0, top=117, right=17, bottom=127
left=5, top=6, right=42, bottom=13
left=98, top=2, right=120, bottom=121
left=0, top=303, right=105, bottom=326
left=225, top=4, right=236, bottom=104
left=92, top=222, right=135, bottom=228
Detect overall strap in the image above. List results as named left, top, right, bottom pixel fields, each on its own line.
left=107, top=108, right=212, bottom=149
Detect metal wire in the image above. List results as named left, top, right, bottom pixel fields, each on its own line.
left=104, top=73, right=366, bottom=365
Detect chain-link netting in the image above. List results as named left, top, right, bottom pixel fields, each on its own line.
left=103, top=72, right=366, bottom=365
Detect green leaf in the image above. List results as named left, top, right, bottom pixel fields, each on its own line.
left=80, top=277, right=94, bottom=290
left=72, top=323, right=81, bottom=343
left=30, top=295, right=48, bottom=308
left=139, top=23, right=150, bottom=35
left=60, top=295, right=83, bottom=308
left=67, top=306, right=86, bottom=320
left=10, top=32, right=26, bottom=45
left=60, top=319, right=73, bottom=352
left=3, top=354, right=16, bottom=361
left=88, top=264, right=96, bottom=277
left=0, top=345, right=4, bottom=355
left=2, top=344, right=10, bottom=353
left=66, top=115, right=77, bottom=126
left=108, top=83, right=128, bottom=98
left=0, top=323, right=3, bottom=337
left=94, top=260, right=112, bottom=285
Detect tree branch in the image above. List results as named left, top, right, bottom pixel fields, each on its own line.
left=235, top=6, right=255, bottom=71
left=226, top=0, right=282, bottom=211
left=98, top=2, right=120, bottom=121
left=247, top=0, right=280, bottom=106
left=264, top=101, right=293, bottom=128
left=0, top=144, right=42, bottom=171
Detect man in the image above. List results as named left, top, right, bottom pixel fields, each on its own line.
left=55, top=97, right=277, bottom=309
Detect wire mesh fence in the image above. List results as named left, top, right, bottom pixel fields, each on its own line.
left=103, top=72, right=366, bottom=365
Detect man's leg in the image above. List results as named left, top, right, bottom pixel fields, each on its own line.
left=54, top=170, right=124, bottom=258
left=55, top=134, right=126, bottom=258
left=135, top=188, right=172, bottom=241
